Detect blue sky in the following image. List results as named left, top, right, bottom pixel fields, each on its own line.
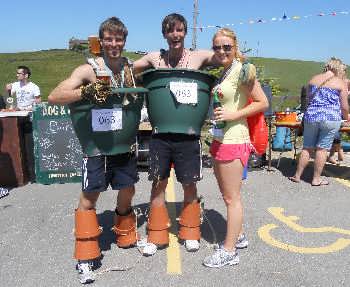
left=1, top=0, right=349, bottom=63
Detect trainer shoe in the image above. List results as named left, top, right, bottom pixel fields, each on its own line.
left=214, top=233, right=249, bottom=250
left=235, top=233, right=249, bottom=249
left=76, top=260, right=95, bottom=284
left=184, top=240, right=200, bottom=252
left=0, top=188, right=9, bottom=199
left=141, top=241, right=158, bottom=256
left=203, top=247, right=239, bottom=268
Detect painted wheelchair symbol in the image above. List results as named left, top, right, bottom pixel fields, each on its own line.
left=258, top=207, right=350, bottom=254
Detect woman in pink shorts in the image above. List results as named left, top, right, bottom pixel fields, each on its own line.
left=203, top=28, right=268, bottom=268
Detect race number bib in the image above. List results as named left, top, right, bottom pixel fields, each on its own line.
left=169, top=82, right=198, bottom=104
left=91, top=108, right=122, bottom=131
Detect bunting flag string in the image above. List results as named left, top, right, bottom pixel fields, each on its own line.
left=194, top=10, right=349, bottom=31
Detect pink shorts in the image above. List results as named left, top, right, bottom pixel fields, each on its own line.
left=210, top=140, right=252, bottom=166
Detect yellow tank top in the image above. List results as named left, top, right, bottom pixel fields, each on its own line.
left=213, top=61, right=250, bottom=144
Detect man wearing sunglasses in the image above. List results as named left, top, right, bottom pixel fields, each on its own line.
left=5, top=66, right=41, bottom=110
left=133, top=13, right=220, bottom=256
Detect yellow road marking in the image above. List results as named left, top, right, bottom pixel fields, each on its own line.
left=334, top=177, right=350, bottom=188
left=258, top=207, right=350, bottom=254
left=268, top=207, right=350, bottom=235
left=166, top=169, right=182, bottom=274
left=258, top=224, right=350, bottom=254
left=324, top=169, right=350, bottom=188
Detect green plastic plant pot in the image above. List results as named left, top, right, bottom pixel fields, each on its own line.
left=141, top=68, right=215, bottom=135
left=69, top=88, right=146, bottom=156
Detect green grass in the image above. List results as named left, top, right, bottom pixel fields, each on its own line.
left=0, top=50, right=85, bottom=99
left=0, top=50, right=141, bottom=100
left=251, top=57, right=323, bottom=95
left=1, top=49, right=348, bottom=105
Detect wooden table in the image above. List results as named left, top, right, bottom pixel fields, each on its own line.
left=0, top=111, right=32, bottom=186
left=268, top=122, right=350, bottom=170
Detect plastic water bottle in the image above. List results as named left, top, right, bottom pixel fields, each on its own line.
left=213, top=91, right=226, bottom=129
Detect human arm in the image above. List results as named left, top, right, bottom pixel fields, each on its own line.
left=34, top=96, right=41, bottom=104
left=48, top=64, right=94, bottom=105
left=33, top=83, right=41, bottom=103
left=133, top=52, right=158, bottom=75
left=191, top=49, right=222, bottom=69
left=214, top=79, right=268, bottom=122
left=195, top=49, right=245, bottom=69
left=214, top=62, right=268, bottom=122
left=339, top=80, right=349, bottom=121
left=5, top=83, right=12, bottom=95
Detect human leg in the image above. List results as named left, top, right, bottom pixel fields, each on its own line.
left=327, top=143, right=337, bottom=164
left=75, top=192, right=101, bottom=284
left=113, top=186, right=139, bottom=248
left=290, top=121, right=318, bottom=182
left=312, top=147, right=329, bottom=186
left=109, top=153, right=139, bottom=247
left=312, top=120, right=341, bottom=185
left=289, top=148, right=312, bottom=182
left=178, top=183, right=201, bottom=251
left=338, top=147, right=344, bottom=162
left=144, top=136, right=172, bottom=255
left=203, top=159, right=243, bottom=267
left=146, top=179, right=170, bottom=245
left=218, top=159, right=243, bottom=251
left=174, top=138, right=202, bottom=251
left=210, top=141, right=250, bottom=248
left=328, top=131, right=342, bottom=164
left=75, top=156, right=107, bottom=284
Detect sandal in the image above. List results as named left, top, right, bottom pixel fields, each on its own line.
left=311, top=180, right=329, bottom=186
left=327, top=157, right=337, bottom=165
left=288, top=176, right=300, bottom=183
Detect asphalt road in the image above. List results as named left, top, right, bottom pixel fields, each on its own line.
left=1, top=154, right=350, bottom=287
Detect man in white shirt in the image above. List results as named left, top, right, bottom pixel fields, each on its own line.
left=5, top=66, right=41, bottom=110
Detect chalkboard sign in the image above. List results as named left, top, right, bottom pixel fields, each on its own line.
left=32, top=103, right=83, bottom=184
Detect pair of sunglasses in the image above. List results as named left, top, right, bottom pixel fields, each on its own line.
left=212, top=44, right=233, bottom=52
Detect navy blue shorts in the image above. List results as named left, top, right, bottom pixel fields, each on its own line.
left=148, top=134, right=202, bottom=184
left=82, top=153, right=138, bottom=192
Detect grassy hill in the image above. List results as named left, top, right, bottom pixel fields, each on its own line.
left=0, top=49, right=343, bottom=109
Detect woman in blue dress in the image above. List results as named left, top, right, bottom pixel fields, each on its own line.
left=289, top=58, right=348, bottom=186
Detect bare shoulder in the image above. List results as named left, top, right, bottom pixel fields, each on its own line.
left=70, top=63, right=95, bottom=84
left=135, top=51, right=160, bottom=64
left=134, top=51, right=160, bottom=72
left=188, top=49, right=216, bottom=68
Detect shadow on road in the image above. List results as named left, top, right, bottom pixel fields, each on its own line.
left=324, top=162, right=350, bottom=180
left=273, top=157, right=313, bottom=184
left=201, top=208, right=226, bottom=244
left=272, top=156, right=350, bottom=184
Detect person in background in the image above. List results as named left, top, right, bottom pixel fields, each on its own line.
left=202, top=28, right=268, bottom=268
left=327, top=133, right=345, bottom=165
left=0, top=93, right=6, bottom=109
left=49, top=17, right=138, bottom=285
left=328, top=75, right=350, bottom=165
left=133, top=13, right=219, bottom=256
left=289, top=58, right=348, bottom=186
left=5, top=65, right=41, bottom=110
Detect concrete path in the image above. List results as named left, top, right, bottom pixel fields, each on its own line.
left=1, top=151, right=350, bottom=287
